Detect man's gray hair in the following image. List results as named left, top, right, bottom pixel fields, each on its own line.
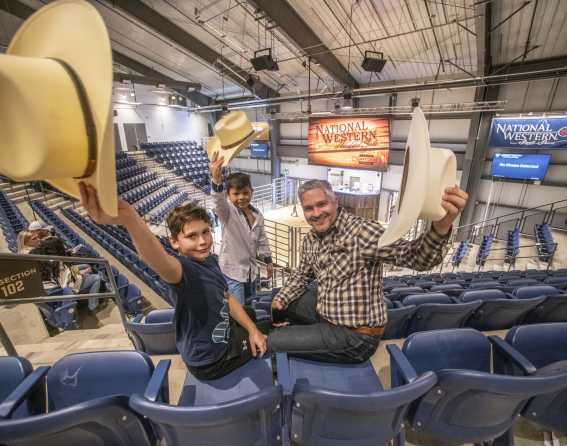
left=297, top=179, right=336, bottom=201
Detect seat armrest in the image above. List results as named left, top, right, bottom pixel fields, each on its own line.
left=144, top=359, right=171, bottom=403
left=387, top=344, right=418, bottom=385
left=275, top=352, right=293, bottom=396
left=0, top=366, right=50, bottom=419
left=488, top=336, right=536, bottom=376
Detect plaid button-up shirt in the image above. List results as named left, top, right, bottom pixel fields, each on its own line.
left=275, top=208, right=450, bottom=327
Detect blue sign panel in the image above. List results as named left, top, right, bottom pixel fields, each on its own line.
left=250, top=142, right=269, bottom=159
left=489, top=116, right=567, bottom=149
left=491, top=153, right=551, bottom=181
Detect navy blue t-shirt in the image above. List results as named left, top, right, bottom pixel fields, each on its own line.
left=171, top=255, right=230, bottom=367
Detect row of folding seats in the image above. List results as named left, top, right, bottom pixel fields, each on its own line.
left=117, top=171, right=158, bottom=194
left=115, top=157, right=136, bottom=170
left=0, top=190, right=28, bottom=252
left=505, top=227, right=520, bottom=264
left=383, top=285, right=567, bottom=339
left=451, top=240, right=468, bottom=266
left=116, top=164, right=146, bottom=182
left=147, top=192, right=189, bottom=225
left=30, top=201, right=98, bottom=258
left=134, top=185, right=178, bottom=216
left=62, top=208, right=174, bottom=308
left=384, top=268, right=567, bottom=289
left=535, top=223, right=556, bottom=262
left=475, top=233, right=493, bottom=266
left=2, top=323, right=567, bottom=445
left=121, top=178, right=166, bottom=204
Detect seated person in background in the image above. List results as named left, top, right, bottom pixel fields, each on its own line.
left=209, top=152, right=273, bottom=305
left=80, top=183, right=268, bottom=380
left=16, top=230, right=39, bottom=254
left=28, top=220, right=54, bottom=239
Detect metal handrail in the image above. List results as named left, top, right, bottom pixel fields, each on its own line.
left=0, top=252, right=129, bottom=357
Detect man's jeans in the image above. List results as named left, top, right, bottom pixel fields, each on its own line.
left=268, top=286, right=382, bottom=363
left=225, top=275, right=257, bottom=306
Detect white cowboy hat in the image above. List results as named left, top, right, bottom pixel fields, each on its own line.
left=0, top=0, right=117, bottom=216
left=28, top=220, right=53, bottom=232
left=378, top=107, right=457, bottom=248
left=207, top=111, right=263, bottom=166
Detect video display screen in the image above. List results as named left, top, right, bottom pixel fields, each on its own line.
left=491, top=153, right=551, bottom=181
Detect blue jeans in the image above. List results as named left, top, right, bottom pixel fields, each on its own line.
left=78, top=273, right=102, bottom=311
left=224, top=275, right=257, bottom=306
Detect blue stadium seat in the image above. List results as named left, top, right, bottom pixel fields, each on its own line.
left=388, top=328, right=567, bottom=445
left=384, top=305, right=416, bottom=340
left=125, top=309, right=177, bottom=355
left=491, top=323, right=567, bottom=435
left=129, top=357, right=282, bottom=446
left=513, top=285, right=559, bottom=299
left=402, top=293, right=454, bottom=306
left=276, top=353, right=436, bottom=446
left=461, top=289, right=545, bottom=331
left=0, top=357, right=46, bottom=419
left=0, top=351, right=157, bottom=445
left=406, top=300, right=481, bottom=335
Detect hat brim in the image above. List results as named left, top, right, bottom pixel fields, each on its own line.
left=8, top=0, right=117, bottom=216
left=378, top=108, right=429, bottom=248
left=208, top=129, right=263, bottom=167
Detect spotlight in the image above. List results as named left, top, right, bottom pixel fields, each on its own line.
left=250, top=48, right=279, bottom=71
left=361, top=50, right=387, bottom=73
left=342, top=86, right=353, bottom=110
left=411, top=97, right=420, bottom=109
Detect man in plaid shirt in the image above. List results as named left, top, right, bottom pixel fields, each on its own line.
left=268, top=179, right=468, bottom=363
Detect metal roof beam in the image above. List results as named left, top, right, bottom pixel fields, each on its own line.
left=491, top=55, right=567, bottom=75
left=111, top=0, right=278, bottom=99
left=246, top=0, right=358, bottom=88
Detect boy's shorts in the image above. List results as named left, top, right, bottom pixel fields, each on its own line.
left=188, top=307, right=262, bottom=380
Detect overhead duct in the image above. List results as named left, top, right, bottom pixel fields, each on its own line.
left=188, top=66, right=567, bottom=113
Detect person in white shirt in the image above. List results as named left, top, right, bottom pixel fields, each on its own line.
left=209, top=152, right=273, bottom=305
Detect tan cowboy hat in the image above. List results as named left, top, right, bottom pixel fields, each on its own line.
left=0, top=0, right=117, bottom=216
left=207, top=111, right=263, bottom=166
left=378, top=107, right=457, bottom=248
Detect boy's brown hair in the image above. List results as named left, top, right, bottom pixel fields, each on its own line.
left=166, top=203, right=210, bottom=238
left=226, top=172, right=252, bottom=192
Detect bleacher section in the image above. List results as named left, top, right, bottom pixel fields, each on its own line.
left=535, top=223, right=556, bottom=262
left=28, top=201, right=147, bottom=317
left=141, top=140, right=211, bottom=193
left=380, top=268, right=567, bottom=338
left=505, top=227, right=520, bottom=265
left=62, top=208, right=174, bottom=307
left=451, top=240, right=468, bottom=267
left=0, top=190, right=28, bottom=252
left=475, top=234, right=493, bottom=267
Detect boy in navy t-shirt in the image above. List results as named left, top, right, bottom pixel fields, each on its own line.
left=80, top=183, right=267, bottom=380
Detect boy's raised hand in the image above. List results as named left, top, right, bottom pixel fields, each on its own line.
left=249, top=328, right=267, bottom=357
left=79, top=182, right=136, bottom=226
left=209, top=151, right=225, bottom=185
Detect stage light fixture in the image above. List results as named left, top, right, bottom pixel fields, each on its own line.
left=361, top=50, right=387, bottom=73
left=250, top=48, right=279, bottom=71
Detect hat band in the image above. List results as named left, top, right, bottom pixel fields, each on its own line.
left=50, top=58, right=97, bottom=179
left=221, top=129, right=255, bottom=149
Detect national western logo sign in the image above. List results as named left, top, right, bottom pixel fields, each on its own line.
left=489, top=116, right=567, bottom=149
left=307, top=117, right=390, bottom=171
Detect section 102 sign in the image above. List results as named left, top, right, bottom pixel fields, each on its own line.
left=489, top=116, right=567, bottom=149
left=308, top=117, right=390, bottom=171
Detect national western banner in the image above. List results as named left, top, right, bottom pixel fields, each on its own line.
left=489, top=116, right=567, bottom=149
left=308, top=117, right=390, bottom=170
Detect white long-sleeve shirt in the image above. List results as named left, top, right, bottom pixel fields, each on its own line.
left=211, top=183, right=272, bottom=282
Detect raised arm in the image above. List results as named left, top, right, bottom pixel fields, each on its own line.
left=79, top=183, right=182, bottom=284
left=208, top=152, right=230, bottom=222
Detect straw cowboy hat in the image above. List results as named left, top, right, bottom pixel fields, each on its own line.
left=378, top=107, right=457, bottom=248
left=0, top=0, right=117, bottom=216
left=207, top=111, right=263, bottom=166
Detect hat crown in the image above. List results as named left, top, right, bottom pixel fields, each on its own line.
left=215, top=111, right=255, bottom=147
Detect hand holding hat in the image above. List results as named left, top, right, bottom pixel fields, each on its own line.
left=208, top=152, right=225, bottom=186
left=79, top=183, right=136, bottom=227
left=0, top=0, right=117, bottom=217
left=207, top=111, right=263, bottom=166
left=378, top=107, right=465, bottom=247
